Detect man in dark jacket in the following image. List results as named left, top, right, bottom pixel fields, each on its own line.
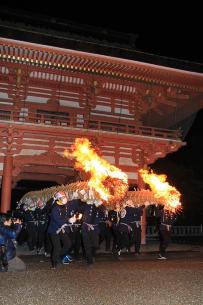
left=0, top=214, right=22, bottom=272
left=156, top=205, right=176, bottom=259
left=47, top=191, right=78, bottom=269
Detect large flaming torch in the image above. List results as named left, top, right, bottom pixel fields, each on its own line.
left=139, top=169, right=181, bottom=212
left=65, top=138, right=128, bottom=207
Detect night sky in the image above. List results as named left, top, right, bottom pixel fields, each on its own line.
left=1, top=2, right=202, bottom=64
left=1, top=2, right=203, bottom=224
left=151, top=109, right=203, bottom=225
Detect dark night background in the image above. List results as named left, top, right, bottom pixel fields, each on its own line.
left=0, top=2, right=203, bottom=224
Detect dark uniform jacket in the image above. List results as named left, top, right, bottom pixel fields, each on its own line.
left=157, top=209, right=176, bottom=231
left=0, top=224, right=22, bottom=261
left=119, top=206, right=143, bottom=232
left=47, top=200, right=81, bottom=234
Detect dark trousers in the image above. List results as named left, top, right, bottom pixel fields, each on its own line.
left=0, top=245, right=8, bottom=271
left=99, top=223, right=111, bottom=250
left=82, top=229, right=99, bottom=264
left=36, top=223, right=47, bottom=250
left=44, top=232, right=52, bottom=254
left=17, top=224, right=28, bottom=245
left=26, top=222, right=37, bottom=250
left=118, top=231, right=131, bottom=249
left=130, top=224, right=142, bottom=253
left=50, top=232, right=72, bottom=265
left=158, top=229, right=171, bottom=256
left=115, top=224, right=132, bottom=250
left=111, top=225, right=119, bottom=253
left=68, top=228, right=82, bottom=259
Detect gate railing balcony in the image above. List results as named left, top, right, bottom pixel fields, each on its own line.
left=0, top=108, right=181, bottom=140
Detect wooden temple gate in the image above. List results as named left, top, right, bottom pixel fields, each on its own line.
left=0, top=38, right=203, bottom=242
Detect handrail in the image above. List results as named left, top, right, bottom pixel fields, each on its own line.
left=0, top=109, right=182, bottom=140
left=147, top=225, right=203, bottom=237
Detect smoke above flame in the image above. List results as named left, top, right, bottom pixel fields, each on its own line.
left=65, top=138, right=128, bottom=203
left=139, top=169, right=181, bottom=212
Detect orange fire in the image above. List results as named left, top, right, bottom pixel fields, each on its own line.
left=65, top=138, right=128, bottom=203
left=139, top=169, right=181, bottom=212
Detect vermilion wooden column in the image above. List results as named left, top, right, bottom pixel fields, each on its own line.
left=0, top=154, right=13, bottom=213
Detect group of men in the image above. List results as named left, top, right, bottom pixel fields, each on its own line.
left=48, top=191, right=144, bottom=268
left=47, top=192, right=175, bottom=267
left=0, top=191, right=175, bottom=272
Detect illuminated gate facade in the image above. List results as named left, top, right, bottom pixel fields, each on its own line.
left=1, top=38, right=203, bottom=214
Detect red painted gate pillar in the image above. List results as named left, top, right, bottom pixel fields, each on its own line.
left=1, top=154, right=13, bottom=213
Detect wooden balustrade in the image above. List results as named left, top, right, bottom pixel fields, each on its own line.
left=0, top=108, right=181, bottom=140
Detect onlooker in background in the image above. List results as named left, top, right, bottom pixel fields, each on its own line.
left=0, top=214, right=22, bottom=272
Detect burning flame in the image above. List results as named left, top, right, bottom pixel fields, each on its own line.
left=139, top=169, right=181, bottom=212
left=65, top=138, right=128, bottom=202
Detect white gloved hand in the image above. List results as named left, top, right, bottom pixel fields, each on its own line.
left=69, top=215, right=77, bottom=224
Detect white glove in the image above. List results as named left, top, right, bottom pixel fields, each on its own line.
left=69, top=215, right=77, bottom=224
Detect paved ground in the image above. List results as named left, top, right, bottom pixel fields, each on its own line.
left=0, top=245, right=203, bottom=305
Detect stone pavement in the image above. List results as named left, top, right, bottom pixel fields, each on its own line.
left=1, top=248, right=203, bottom=305
left=8, top=256, right=26, bottom=272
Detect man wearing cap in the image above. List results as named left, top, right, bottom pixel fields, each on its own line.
left=47, top=191, right=77, bottom=268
